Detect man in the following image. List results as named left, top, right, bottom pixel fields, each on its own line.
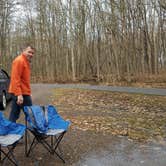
left=9, top=45, right=35, bottom=122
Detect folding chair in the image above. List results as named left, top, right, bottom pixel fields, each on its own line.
left=23, top=105, right=70, bottom=163
left=0, top=112, right=25, bottom=166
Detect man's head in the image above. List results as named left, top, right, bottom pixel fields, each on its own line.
left=22, top=46, right=35, bottom=62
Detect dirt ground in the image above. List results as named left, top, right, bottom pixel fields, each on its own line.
left=2, top=84, right=166, bottom=166
left=3, top=84, right=113, bottom=166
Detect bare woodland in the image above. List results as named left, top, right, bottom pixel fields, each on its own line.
left=0, top=0, right=166, bottom=83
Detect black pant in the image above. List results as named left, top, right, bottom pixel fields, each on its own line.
left=9, top=95, right=32, bottom=122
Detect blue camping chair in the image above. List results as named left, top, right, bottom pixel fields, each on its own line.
left=23, top=105, right=70, bottom=163
left=0, top=112, right=25, bottom=166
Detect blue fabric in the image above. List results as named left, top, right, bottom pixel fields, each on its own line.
left=0, top=112, right=25, bottom=136
left=47, top=105, right=70, bottom=131
left=24, top=105, right=70, bottom=134
left=24, top=105, right=48, bottom=133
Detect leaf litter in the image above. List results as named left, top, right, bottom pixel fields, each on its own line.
left=52, top=88, right=166, bottom=142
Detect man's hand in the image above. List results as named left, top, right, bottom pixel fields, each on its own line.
left=17, top=95, right=23, bottom=105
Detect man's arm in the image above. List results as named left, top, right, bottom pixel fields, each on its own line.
left=12, top=60, right=24, bottom=105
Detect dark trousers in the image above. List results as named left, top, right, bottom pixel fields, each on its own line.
left=9, top=95, right=32, bottom=122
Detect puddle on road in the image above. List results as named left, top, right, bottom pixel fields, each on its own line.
left=74, top=136, right=166, bottom=166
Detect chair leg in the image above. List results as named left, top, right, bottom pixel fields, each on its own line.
left=52, top=132, right=66, bottom=163
left=7, top=146, right=18, bottom=166
left=53, top=132, right=65, bottom=152
left=0, top=145, right=18, bottom=166
left=51, top=136, right=63, bottom=155
left=25, top=126, right=27, bottom=156
left=40, top=137, right=66, bottom=163
left=25, top=118, right=28, bottom=157
left=24, top=130, right=67, bottom=163
left=39, top=140, right=53, bottom=153
left=26, top=137, right=38, bottom=157
left=0, top=145, right=1, bottom=162
left=54, top=151, right=65, bottom=163
left=25, top=129, right=39, bottom=157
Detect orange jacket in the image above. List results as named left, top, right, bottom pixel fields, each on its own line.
left=8, top=54, right=31, bottom=96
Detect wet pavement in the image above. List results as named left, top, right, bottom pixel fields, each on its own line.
left=75, top=136, right=166, bottom=166
left=3, top=84, right=166, bottom=166
left=31, top=84, right=166, bottom=166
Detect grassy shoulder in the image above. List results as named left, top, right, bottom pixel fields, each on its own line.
left=51, top=88, right=166, bottom=142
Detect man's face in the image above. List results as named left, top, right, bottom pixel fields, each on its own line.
left=23, top=46, right=35, bottom=62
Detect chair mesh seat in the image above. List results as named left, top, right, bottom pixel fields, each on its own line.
left=0, top=112, right=25, bottom=165
left=0, top=134, right=22, bottom=146
left=46, top=129, right=65, bottom=135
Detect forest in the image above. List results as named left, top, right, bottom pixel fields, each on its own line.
left=0, top=0, right=165, bottom=85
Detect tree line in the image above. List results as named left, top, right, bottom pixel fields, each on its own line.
left=0, top=0, right=166, bottom=83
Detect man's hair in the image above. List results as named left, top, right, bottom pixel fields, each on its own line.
left=20, top=43, right=35, bottom=51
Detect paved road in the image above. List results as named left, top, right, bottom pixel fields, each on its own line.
left=32, top=83, right=166, bottom=96
left=31, top=83, right=166, bottom=166
left=4, top=84, right=166, bottom=166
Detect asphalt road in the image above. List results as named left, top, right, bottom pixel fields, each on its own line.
left=31, top=84, right=166, bottom=166
left=3, top=84, right=166, bottom=166
left=32, top=83, right=166, bottom=96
